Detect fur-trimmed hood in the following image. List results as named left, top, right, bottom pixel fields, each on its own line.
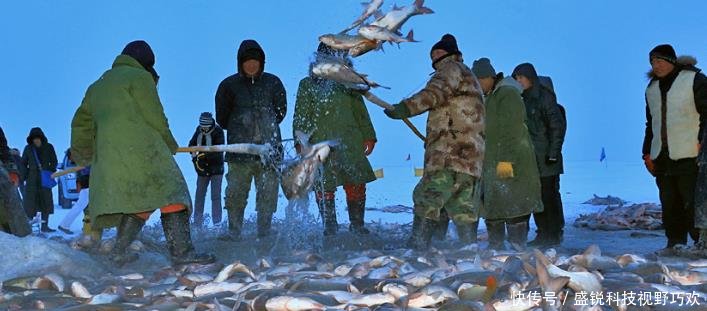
left=647, top=55, right=700, bottom=79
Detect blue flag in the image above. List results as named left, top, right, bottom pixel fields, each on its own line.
left=600, top=147, right=606, bottom=162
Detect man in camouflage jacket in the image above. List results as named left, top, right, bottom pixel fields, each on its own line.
left=384, top=34, right=485, bottom=250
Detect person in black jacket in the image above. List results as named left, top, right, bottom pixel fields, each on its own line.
left=188, top=112, right=226, bottom=226
left=215, top=39, right=287, bottom=240
left=512, top=63, right=567, bottom=248
left=21, top=127, right=58, bottom=233
left=643, top=44, right=707, bottom=253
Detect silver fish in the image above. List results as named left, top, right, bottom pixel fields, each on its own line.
left=310, top=56, right=387, bottom=89
left=341, top=0, right=385, bottom=33
left=371, top=0, right=433, bottom=33
left=280, top=132, right=338, bottom=200
left=193, top=282, right=246, bottom=298
left=71, top=281, right=92, bottom=299
left=214, top=261, right=257, bottom=282
left=358, top=26, right=416, bottom=44
left=264, top=295, right=326, bottom=311
left=407, top=285, right=458, bottom=308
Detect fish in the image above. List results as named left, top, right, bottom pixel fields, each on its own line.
left=280, top=132, right=339, bottom=200
left=341, top=0, right=385, bottom=33
left=358, top=26, right=417, bottom=44
left=310, top=56, right=388, bottom=89
left=569, top=245, right=622, bottom=271
left=403, top=273, right=432, bottom=287
left=349, top=39, right=384, bottom=57
left=70, top=281, right=92, bottom=299
left=31, top=273, right=65, bottom=292
left=264, top=295, right=326, bottom=311
left=347, top=292, right=397, bottom=306
left=214, top=261, right=257, bottom=282
left=688, top=259, right=707, bottom=268
left=371, top=0, right=434, bottom=33
left=534, top=249, right=603, bottom=293
left=381, top=282, right=409, bottom=300
left=193, top=282, right=246, bottom=298
left=668, top=269, right=707, bottom=286
left=492, top=298, right=541, bottom=311
left=118, top=273, right=144, bottom=281
left=406, top=285, right=458, bottom=308
left=368, top=266, right=398, bottom=279
left=87, top=293, right=121, bottom=305
left=319, top=33, right=376, bottom=51
left=582, top=194, right=627, bottom=206
left=616, top=254, right=648, bottom=267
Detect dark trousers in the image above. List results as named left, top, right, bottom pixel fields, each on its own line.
left=656, top=173, right=699, bottom=246
left=194, top=175, right=223, bottom=225
left=533, top=175, right=564, bottom=238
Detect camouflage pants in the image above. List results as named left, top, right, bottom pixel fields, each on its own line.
left=225, top=162, right=279, bottom=214
left=413, top=169, right=482, bottom=225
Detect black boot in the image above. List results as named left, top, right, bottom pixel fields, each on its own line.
left=161, top=210, right=215, bottom=265
left=110, top=214, right=145, bottom=267
left=41, top=213, right=56, bottom=233
left=257, top=212, right=274, bottom=238
left=431, top=209, right=450, bottom=241
left=507, top=221, right=529, bottom=251
left=347, top=200, right=370, bottom=235
left=219, top=208, right=244, bottom=241
left=486, top=219, right=506, bottom=250
left=456, top=221, right=479, bottom=244
left=407, top=215, right=433, bottom=250
left=319, top=198, right=338, bottom=236
left=527, top=230, right=547, bottom=247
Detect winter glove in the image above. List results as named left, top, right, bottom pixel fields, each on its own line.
left=496, top=162, right=514, bottom=179
left=383, top=103, right=411, bottom=120
left=8, top=172, right=19, bottom=186
left=295, top=143, right=302, bottom=154
left=643, top=154, right=655, bottom=176
left=363, top=140, right=376, bottom=156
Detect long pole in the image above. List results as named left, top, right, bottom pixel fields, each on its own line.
left=363, top=92, right=426, bottom=142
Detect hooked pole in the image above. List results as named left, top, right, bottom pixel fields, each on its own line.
left=364, top=92, right=426, bottom=142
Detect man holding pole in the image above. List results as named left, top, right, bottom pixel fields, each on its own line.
left=71, top=40, right=214, bottom=266
left=381, top=34, right=485, bottom=250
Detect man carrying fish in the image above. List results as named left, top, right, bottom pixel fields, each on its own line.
left=215, top=39, right=287, bottom=240
left=71, top=40, right=214, bottom=266
left=293, top=43, right=378, bottom=236
left=383, top=34, right=485, bottom=249
left=643, top=44, right=707, bottom=253
left=472, top=58, right=543, bottom=251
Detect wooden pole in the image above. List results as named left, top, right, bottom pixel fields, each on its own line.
left=364, top=92, right=426, bottom=142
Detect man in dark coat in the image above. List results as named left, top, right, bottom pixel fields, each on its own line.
left=215, top=39, right=287, bottom=240
left=188, top=112, right=225, bottom=226
left=512, top=63, right=567, bottom=248
left=0, top=126, right=31, bottom=236
left=21, top=127, right=58, bottom=233
left=643, top=44, right=707, bottom=253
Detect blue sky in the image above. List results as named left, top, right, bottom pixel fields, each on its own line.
left=1, top=0, right=706, bottom=169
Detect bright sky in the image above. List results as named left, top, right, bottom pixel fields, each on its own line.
left=2, top=0, right=706, bottom=169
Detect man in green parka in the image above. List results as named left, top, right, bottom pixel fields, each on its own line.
left=71, top=41, right=214, bottom=266
left=293, top=43, right=378, bottom=236
left=472, top=58, right=543, bottom=251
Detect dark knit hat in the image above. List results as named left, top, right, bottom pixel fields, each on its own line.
left=649, top=44, right=677, bottom=64
left=430, top=34, right=460, bottom=56
left=199, top=112, right=215, bottom=127
left=472, top=58, right=496, bottom=78
left=122, top=40, right=159, bottom=82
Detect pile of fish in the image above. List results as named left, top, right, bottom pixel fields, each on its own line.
left=312, top=0, right=433, bottom=90
left=574, top=203, right=663, bottom=231
left=2, top=243, right=705, bottom=310
left=582, top=195, right=627, bottom=207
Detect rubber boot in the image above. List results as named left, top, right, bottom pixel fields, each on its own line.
left=456, top=221, right=479, bottom=244
left=347, top=200, right=370, bottom=235
left=431, top=209, right=450, bottom=241
left=507, top=221, right=529, bottom=252
left=219, top=208, right=244, bottom=241
left=486, top=219, right=506, bottom=250
left=527, top=230, right=546, bottom=247
left=161, top=210, right=215, bottom=265
left=110, top=214, right=145, bottom=267
left=257, top=212, right=274, bottom=238
left=407, top=215, right=433, bottom=250
left=41, top=213, right=56, bottom=233
left=319, top=198, right=338, bottom=236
